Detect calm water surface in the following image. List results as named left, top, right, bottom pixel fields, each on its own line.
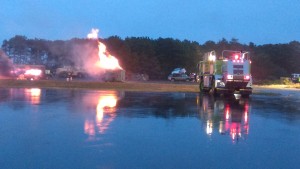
left=0, top=88, right=300, bottom=169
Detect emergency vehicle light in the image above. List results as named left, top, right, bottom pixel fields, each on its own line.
left=208, top=53, right=216, bottom=62
left=244, top=75, right=250, bottom=80
left=233, top=60, right=243, bottom=63
left=234, top=54, right=239, bottom=60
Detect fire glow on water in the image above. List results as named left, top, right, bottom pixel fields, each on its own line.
left=87, top=28, right=123, bottom=70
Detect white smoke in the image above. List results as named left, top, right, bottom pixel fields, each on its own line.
left=0, top=49, right=14, bottom=77
left=87, top=28, right=99, bottom=40
left=70, top=41, right=104, bottom=77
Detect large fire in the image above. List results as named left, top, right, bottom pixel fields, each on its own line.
left=87, top=28, right=122, bottom=70
left=24, top=69, right=42, bottom=76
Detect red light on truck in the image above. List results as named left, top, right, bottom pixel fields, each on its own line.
left=234, top=54, right=239, bottom=60
left=244, top=75, right=250, bottom=80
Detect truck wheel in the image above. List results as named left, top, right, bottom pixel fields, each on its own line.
left=171, top=78, right=175, bottom=82
left=199, top=81, right=204, bottom=93
left=210, top=79, right=219, bottom=97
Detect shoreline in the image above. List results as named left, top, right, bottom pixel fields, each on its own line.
left=253, top=84, right=300, bottom=90
left=1, top=79, right=299, bottom=93
left=0, top=79, right=199, bottom=92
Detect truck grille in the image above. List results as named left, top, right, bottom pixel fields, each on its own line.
left=233, top=70, right=244, bottom=75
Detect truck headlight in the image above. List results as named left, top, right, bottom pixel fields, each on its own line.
left=227, top=75, right=233, bottom=80
left=217, top=81, right=225, bottom=87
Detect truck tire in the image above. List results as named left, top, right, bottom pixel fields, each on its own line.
left=210, top=78, right=219, bottom=97
left=199, top=81, right=204, bottom=93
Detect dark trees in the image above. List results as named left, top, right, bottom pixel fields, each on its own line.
left=2, top=35, right=300, bottom=80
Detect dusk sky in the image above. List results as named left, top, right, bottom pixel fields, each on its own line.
left=1, top=0, right=300, bottom=45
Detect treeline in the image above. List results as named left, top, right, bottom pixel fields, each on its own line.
left=1, top=35, right=300, bottom=80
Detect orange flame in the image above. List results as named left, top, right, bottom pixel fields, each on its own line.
left=87, top=28, right=122, bottom=70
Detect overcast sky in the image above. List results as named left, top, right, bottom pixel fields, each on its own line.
left=1, top=0, right=300, bottom=45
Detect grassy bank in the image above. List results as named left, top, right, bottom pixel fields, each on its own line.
left=253, top=78, right=300, bottom=89
left=1, top=79, right=299, bottom=93
left=253, top=84, right=300, bottom=89
left=0, top=79, right=199, bottom=92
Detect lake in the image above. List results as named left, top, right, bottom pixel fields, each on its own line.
left=0, top=88, right=299, bottom=169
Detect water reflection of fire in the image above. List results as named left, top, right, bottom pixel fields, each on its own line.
left=8, top=88, right=42, bottom=105
left=199, top=95, right=250, bottom=142
left=25, top=88, right=41, bottom=104
left=84, top=91, right=120, bottom=141
left=96, top=95, right=117, bottom=133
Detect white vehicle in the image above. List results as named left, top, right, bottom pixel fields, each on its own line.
left=56, top=66, right=87, bottom=78
left=168, top=73, right=190, bottom=81
left=291, top=73, right=300, bottom=83
left=197, top=50, right=253, bottom=97
left=171, top=68, right=186, bottom=74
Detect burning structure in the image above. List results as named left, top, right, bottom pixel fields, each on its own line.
left=12, top=64, right=45, bottom=80
left=0, top=50, right=45, bottom=80
left=57, top=28, right=125, bottom=81
left=86, top=28, right=125, bottom=82
left=1, top=28, right=125, bottom=81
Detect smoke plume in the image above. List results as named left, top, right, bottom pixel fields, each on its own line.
left=0, top=49, right=13, bottom=77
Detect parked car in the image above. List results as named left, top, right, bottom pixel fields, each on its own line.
left=168, top=73, right=190, bottom=81
left=291, top=73, right=300, bottom=83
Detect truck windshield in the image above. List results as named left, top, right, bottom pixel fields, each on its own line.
left=222, top=50, right=250, bottom=60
